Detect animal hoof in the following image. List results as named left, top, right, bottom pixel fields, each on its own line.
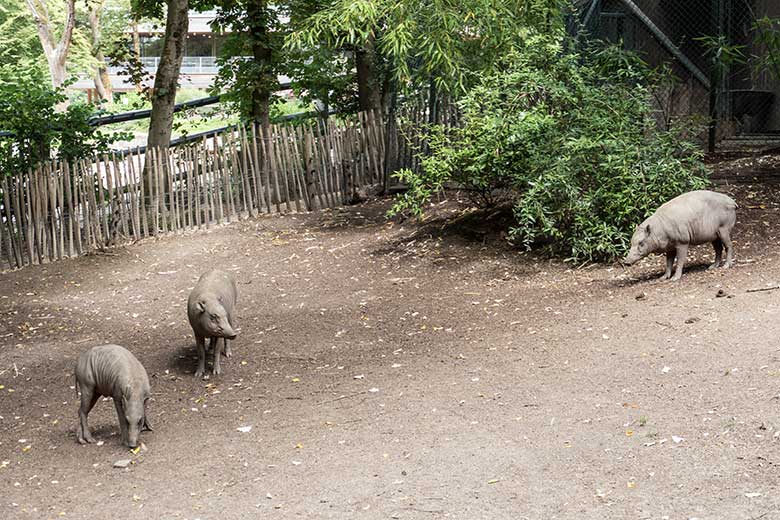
left=708, top=263, right=720, bottom=270
left=223, top=347, right=232, bottom=358
left=213, top=366, right=222, bottom=377
left=194, top=369, right=205, bottom=379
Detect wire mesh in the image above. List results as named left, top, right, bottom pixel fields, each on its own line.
left=572, top=0, right=780, bottom=150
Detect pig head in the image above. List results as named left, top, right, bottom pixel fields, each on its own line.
left=121, top=383, right=152, bottom=448
left=624, top=219, right=666, bottom=265
left=190, top=296, right=237, bottom=340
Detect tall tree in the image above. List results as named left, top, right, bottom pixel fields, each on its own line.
left=142, top=0, right=189, bottom=149
left=25, top=0, right=77, bottom=92
left=88, top=0, right=113, bottom=101
left=131, top=16, right=143, bottom=92
left=354, top=35, right=381, bottom=110
left=288, top=0, right=564, bottom=100
left=209, top=0, right=286, bottom=128
left=285, top=0, right=357, bottom=116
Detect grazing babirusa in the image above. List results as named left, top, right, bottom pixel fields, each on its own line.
left=623, top=190, right=737, bottom=281
left=187, top=269, right=239, bottom=378
left=75, top=344, right=152, bottom=448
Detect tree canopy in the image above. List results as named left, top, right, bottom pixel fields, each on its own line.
left=287, top=0, right=565, bottom=95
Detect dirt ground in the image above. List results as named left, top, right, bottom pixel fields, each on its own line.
left=2, top=167, right=780, bottom=519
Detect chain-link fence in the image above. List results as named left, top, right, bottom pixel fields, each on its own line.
left=571, top=0, right=780, bottom=151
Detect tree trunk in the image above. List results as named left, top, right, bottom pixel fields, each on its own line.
left=246, top=0, right=274, bottom=131
left=26, top=0, right=76, bottom=107
left=132, top=18, right=143, bottom=94
left=89, top=2, right=113, bottom=102
left=146, top=0, right=189, bottom=150
left=355, top=36, right=382, bottom=112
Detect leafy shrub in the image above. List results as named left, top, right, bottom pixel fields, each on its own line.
left=390, top=37, right=709, bottom=262
left=0, top=65, right=127, bottom=176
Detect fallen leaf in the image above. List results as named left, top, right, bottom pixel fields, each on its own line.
left=237, top=426, right=252, bottom=433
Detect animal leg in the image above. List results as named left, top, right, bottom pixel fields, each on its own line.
left=142, top=398, right=153, bottom=432
left=113, top=399, right=128, bottom=446
left=194, top=336, right=206, bottom=378
left=710, top=239, right=723, bottom=269
left=659, top=251, right=675, bottom=280
left=77, top=388, right=99, bottom=444
left=718, top=227, right=734, bottom=268
left=211, top=337, right=222, bottom=376
left=224, top=313, right=235, bottom=358
left=670, top=244, right=689, bottom=281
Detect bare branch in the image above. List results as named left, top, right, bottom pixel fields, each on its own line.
left=25, top=0, right=56, bottom=54
left=54, top=0, right=77, bottom=68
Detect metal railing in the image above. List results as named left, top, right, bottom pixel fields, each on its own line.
left=0, top=81, right=293, bottom=138
left=108, top=56, right=223, bottom=75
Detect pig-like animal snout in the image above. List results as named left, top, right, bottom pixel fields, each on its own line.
left=213, top=314, right=237, bottom=339
left=126, top=431, right=140, bottom=448
left=622, top=253, right=639, bottom=266
left=219, top=322, right=237, bottom=340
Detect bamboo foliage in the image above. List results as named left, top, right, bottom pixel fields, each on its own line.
left=0, top=110, right=391, bottom=270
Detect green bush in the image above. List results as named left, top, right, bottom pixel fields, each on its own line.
left=390, top=37, right=709, bottom=262
left=0, top=65, right=127, bottom=176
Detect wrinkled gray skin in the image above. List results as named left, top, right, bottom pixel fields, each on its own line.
left=624, top=190, right=737, bottom=281
left=75, top=344, right=152, bottom=448
left=187, top=269, right=238, bottom=378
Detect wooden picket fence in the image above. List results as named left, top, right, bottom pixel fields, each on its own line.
left=0, top=109, right=387, bottom=270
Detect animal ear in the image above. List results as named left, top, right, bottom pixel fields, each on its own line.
left=196, top=301, right=205, bottom=313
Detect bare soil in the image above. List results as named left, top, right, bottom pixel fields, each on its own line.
left=2, top=178, right=780, bottom=519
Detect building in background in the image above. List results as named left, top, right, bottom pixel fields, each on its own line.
left=72, top=11, right=226, bottom=99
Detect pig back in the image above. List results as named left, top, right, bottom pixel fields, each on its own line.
left=76, top=344, right=149, bottom=398
left=189, top=269, right=238, bottom=311
left=655, top=190, right=736, bottom=245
